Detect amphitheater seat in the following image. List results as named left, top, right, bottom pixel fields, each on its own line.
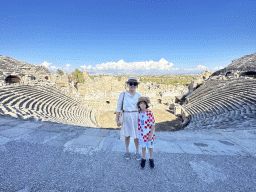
left=0, top=84, right=97, bottom=127
left=182, top=78, right=256, bottom=130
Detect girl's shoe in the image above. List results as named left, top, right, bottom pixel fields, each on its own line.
left=149, top=158, right=154, bottom=168
left=141, top=158, right=146, bottom=168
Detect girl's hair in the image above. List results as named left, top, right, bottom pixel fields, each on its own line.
left=137, top=101, right=149, bottom=109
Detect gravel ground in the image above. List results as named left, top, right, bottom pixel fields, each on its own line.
left=1, top=140, right=256, bottom=192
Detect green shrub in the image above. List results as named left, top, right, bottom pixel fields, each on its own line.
left=72, top=69, right=85, bottom=83
left=57, top=69, right=64, bottom=76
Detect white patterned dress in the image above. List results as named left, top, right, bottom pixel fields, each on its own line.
left=116, top=91, right=141, bottom=140
left=138, top=109, right=156, bottom=148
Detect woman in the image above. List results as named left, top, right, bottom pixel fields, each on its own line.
left=115, top=77, right=141, bottom=160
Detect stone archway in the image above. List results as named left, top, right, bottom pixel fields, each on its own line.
left=225, top=72, right=232, bottom=77
left=240, top=71, right=256, bottom=78
left=45, top=76, right=49, bottom=80
left=5, top=75, right=21, bottom=84
left=106, top=101, right=110, bottom=104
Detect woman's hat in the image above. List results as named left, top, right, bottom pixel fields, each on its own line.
left=125, top=77, right=140, bottom=84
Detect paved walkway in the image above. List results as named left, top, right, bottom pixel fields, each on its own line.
left=0, top=115, right=256, bottom=192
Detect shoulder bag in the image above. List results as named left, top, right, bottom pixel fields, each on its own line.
left=119, top=92, right=125, bottom=125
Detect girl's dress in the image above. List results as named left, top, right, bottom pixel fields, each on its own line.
left=116, top=91, right=141, bottom=140
left=138, top=109, right=156, bottom=148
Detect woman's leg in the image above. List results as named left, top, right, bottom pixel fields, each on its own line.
left=134, top=138, right=139, bottom=153
left=149, top=148, right=153, bottom=159
left=142, top=147, right=146, bottom=159
left=125, top=136, right=130, bottom=152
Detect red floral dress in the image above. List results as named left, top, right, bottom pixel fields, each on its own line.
left=138, top=109, right=156, bottom=148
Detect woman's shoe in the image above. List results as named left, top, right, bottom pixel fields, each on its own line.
left=124, top=152, right=131, bottom=160
left=135, top=152, right=141, bottom=161
left=149, top=158, right=154, bottom=168
left=141, top=158, right=146, bottom=168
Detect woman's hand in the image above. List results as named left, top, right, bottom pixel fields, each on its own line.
left=117, top=120, right=122, bottom=127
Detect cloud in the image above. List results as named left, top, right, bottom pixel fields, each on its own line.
left=41, top=61, right=57, bottom=72
left=80, top=58, right=176, bottom=75
left=41, top=61, right=52, bottom=68
left=183, top=65, right=224, bottom=73
left=81, top=58, right=223, bottom=75
left=49, top=65, right=57, bottom=71
left=63, top=64, right=73, bottom=73
left=80, top=59, right=224, bottom=75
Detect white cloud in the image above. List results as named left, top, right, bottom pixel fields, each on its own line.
left=41, top=61, right=57, bottom=72
left=80, top=58, right=175, bottom=74
left=183, top=65, right=224, bottom=73
left=80, top=59, right=224, bottom=75
left=49, top=65, right=57, bottom=71
left=41, top=61, right=52, bottom=68
left=63, top=64, right=73, bottom=73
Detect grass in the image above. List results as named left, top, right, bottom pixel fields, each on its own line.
left=137, top=75, right=195, bottom=86
left=88, top=74, right=196, bottom=86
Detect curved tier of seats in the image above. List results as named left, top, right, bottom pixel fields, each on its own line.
left=182, top=78, right=256, bottom=130
left=0, top=84, right=98, bottom=127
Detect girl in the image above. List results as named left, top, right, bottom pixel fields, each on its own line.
left=137, top=97, right=156, bottom=168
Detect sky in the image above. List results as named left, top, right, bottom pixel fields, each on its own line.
left=1, top=0, right=256, bottom=75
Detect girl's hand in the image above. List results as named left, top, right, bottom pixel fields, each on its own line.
left=148, top=135, right=152, bottom=141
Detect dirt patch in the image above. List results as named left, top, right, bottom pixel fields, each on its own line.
left=97, top=105, right=183, bottom=131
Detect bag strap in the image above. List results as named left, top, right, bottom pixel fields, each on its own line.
left=121, top=92, right=125, bottom=111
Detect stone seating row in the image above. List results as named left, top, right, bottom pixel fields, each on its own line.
left=184, top=81, right=256, bottom=115
left=3, top=98, right=95, bottom=127
left=188, top=102, right=255, bottom=126
left=187, top=80, right=256, bottom=106
left=185, top=89, right=256, bottom=118
left=187, top=109, right=256, bottom=130
left=187, top=79, right=255, bottom=102
left=0, top=85, right=97, bottom=127
left=188, top=85, right=256, bottom=108
left=182, top=79, right=256, bottom=129
left=185, top=95, right=255, bottom=123
left=187, top=79, right=230, bottom=100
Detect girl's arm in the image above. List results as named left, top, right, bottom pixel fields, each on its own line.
left=151, top=124, right=155, bottom=133
left=149, top=124, right=155, bottom=140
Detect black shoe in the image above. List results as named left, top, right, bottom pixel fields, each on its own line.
left=141, top=158, right=146, bottom=168
left=149, top=158, right=154, bottom=168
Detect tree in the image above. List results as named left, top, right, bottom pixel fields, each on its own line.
left=57, top=69, right=64, bottom=76
left=72, top=69, right=85, bottom=83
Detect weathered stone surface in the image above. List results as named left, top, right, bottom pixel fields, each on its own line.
left=210, top=52, right=256, bottom=77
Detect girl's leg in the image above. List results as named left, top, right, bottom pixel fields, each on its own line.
left=125, top=136, right=130, bottom=152
left=134, top=138, right=139, bottom=153
left=142, top=147, right=146, bottom=159
left=149, top=148, right=153, bottom=159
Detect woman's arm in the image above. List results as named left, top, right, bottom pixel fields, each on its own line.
left=116, top=92, right=124, bottom=113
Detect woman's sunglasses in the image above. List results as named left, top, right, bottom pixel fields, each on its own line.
left=128, top=82, right=138, bottom=86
